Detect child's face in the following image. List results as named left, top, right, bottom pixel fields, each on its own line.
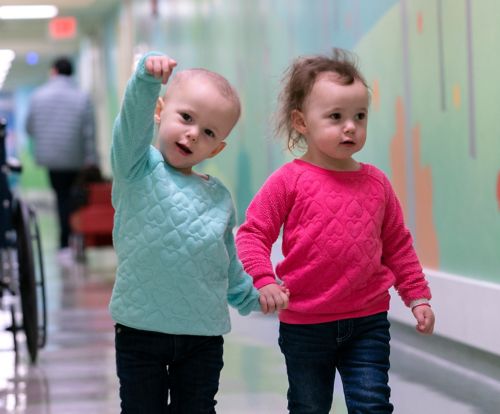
left=155, top=75, right=238, bottom=175
left=292, top=72, right=369, bottom=170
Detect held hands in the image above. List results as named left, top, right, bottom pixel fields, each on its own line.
left=412, top=305, right=435, bottom=335
left=145, top=55, right=177, bottom=84
left=259, top=283, right=290, bottom=314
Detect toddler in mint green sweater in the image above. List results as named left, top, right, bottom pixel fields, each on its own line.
left=109, top=52, right=289, bottom=413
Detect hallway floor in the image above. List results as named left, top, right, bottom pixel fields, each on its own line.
left=1, top=206, right=499, bottom=413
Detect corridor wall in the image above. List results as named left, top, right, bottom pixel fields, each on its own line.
left=102, top=0, right=500, bottom=356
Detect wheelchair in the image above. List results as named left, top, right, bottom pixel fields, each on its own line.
left=0, top=117, right=47, bottom=364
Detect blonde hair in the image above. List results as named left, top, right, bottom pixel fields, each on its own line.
left=170, top=68, right=241, bottom=123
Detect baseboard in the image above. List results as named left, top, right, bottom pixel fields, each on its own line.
left=389, top=268, right=500, bottom=357
left=389, top=319, right=500, bottom=406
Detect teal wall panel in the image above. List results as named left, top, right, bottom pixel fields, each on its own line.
left=102, top=0, right=499, bottom=285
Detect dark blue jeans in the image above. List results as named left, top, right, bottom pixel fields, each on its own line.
left=115, top=324, right=224, bottom=414
left=48, top=170, right=79, bottom=248
left=279, top=312, right=393, bottom=414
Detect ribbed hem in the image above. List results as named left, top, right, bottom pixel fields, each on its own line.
left=278, top=301, right=390, bottom=324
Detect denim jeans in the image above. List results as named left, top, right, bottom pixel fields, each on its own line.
left=115, top=323, right=224, bottom=414
left=48, top=170, right=79, bottom=248
left=279, top=312, right=393, bottom=414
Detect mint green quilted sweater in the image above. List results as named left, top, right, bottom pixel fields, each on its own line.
left=109, top=53, right=260, bottom=335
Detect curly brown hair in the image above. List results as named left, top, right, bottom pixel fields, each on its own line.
left=275, top=48, right=368, bottom=152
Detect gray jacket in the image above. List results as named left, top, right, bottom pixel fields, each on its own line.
left=26, top=75, right=97, bottom=170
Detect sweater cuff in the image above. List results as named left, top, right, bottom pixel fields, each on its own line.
left=410, top=298, right=430, bottom=309
left=254, top=276, right=278, bottom=290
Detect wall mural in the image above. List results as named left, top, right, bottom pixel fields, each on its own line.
left=114, top=0, right=499, bottom=284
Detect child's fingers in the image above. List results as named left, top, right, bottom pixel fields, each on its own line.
left=279, top=292, right=289, bottom=309
left=161, top=58, right=176, bottom=84
left=425, top=315, right=435, bottom=334
left=268, top=292, right=288, bottom=311
left=153, top=58, right=163, bottom=77
left=416, top=312, right=434, bottom=335
left=145, top=57, right=161, bottom=77
left=145, top=56, right=177, bottom=82
left=279, top=285, right=290, bottom=296
left=267, top=296, right=277, bottom=313
left=145, top=58, right=155, bottom=75
left=416, top=315, right=427, bottom=333
left=259, top=284, right=289, bottom=313
left=259, top=295, right=275, bottom=314
left=417, top=322, right=432, bottom=334
left=161, top=69, right=169, bottom=84
left=258, top=295, right=268, bottom=314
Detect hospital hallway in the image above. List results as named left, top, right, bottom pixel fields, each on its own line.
left=2, top=0, right=500, bottom=412
left=0, top=203, right=499, bottom=414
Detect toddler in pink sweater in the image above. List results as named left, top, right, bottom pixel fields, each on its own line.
left=236, top=48, right=435, bottom=413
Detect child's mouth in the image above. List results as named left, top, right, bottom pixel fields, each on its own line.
left=176, top=142, right=193, bottom=155
left=340, top=141, right=355, bottom=146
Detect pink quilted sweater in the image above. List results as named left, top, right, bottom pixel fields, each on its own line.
left=236, top=159, right=431, bottom=324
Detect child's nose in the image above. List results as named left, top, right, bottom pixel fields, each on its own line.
left=186, top=126, right=199, bottom=142
left=344, top=120, right=355, bottom=133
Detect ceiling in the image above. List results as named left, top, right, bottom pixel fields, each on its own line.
left=0, top=0, right=121, bottom=92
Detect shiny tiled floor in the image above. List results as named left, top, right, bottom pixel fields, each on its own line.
left=1, top=204, right=500, bottom=413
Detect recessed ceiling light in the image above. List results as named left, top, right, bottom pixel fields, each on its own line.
left=0, top=5, right=58, bottom=20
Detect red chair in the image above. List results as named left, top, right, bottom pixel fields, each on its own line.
left=70, top=182, right=114, bottom=260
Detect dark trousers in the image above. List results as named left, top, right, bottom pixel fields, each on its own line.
left=115, top=324, right=224, bottom=414
left=48, top=170, right=79, bottom=248
left=279, top=312, right=393, bottom=414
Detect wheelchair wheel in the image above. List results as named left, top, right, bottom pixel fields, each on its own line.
left=13, top=200, right=44, bottom=363
left=31, top=207, right=47, bottom=349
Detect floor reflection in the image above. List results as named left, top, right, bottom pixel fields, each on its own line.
left=1, top=207, right=499, bottom=413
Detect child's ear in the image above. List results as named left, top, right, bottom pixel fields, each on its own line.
left=154, top=97, right=165, bottom=124
left=291, top=109, right=307, bottom=135
left=208, top=142, right=226, bottom=158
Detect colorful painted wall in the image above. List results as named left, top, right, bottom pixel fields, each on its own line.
left=358, top=0, right=500, bottom=285
left=103, top=0, right=499, bottom=287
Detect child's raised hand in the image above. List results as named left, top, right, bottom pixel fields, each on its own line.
left=258, top=283, right=289, bottom=314
left=145, top=55, right=177, bottom=84
left=412, top=305, right=435, bottom=335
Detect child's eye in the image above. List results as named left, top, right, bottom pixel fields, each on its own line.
left=330, top=113, right=342, bottom=120
left=204, top=129, right=215, bottom=138
left=356, top=112, right=366, bottom=120
left=181, top=113, right=192, bottom=122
